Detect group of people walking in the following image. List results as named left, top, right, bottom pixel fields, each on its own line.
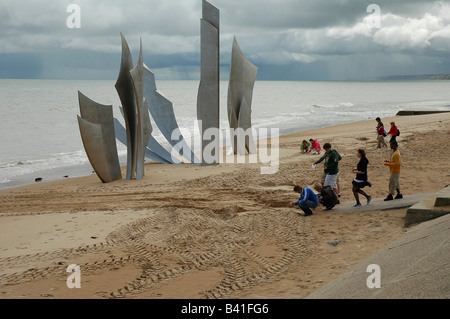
left=376, top=117, right=400, bottom=148
left=292, top=117, right=403, bottom=216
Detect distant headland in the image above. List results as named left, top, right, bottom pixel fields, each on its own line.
left=377, top=74, right=450, bottom=81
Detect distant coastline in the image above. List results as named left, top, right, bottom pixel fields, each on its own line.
left=376, top=74, right=450, bottom=81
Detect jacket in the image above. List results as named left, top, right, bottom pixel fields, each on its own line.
left=301, top=141, right=311, bottom=152
left=295, top=187, right=319, bottom=206
left=385, top=150, right=401, bottom=173
left=324, top=150, right=340, bottom=175
left=387, top=126, right=398, bottom=136
left=311, top=140, right=321, bottom=151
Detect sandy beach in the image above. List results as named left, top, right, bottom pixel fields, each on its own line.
left=0, top=112, right=449, bottom=299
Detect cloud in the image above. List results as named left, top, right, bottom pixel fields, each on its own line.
left=374, top=12, right=450, bottom=50
left=0, top=0, right=449, bottom=80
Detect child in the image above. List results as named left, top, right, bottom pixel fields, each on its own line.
left=320, top=185, right=339, bottom=210
left=300, top=140, right=311, bottom=153
left=308, top=139, right=321, bottom=155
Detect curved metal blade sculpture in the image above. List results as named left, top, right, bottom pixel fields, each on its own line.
left=227, top=37, right=258, bottom=155
left=113, top=117, right=173, bottom=165
left=130, top=40, right=153, bottom=180
left=115, top=33, right=139, bottom=179
left=143, top=65, right=200, bottom=164
left=197, top=0, right=220, bottom=165
left=77, top=1, right=260, bottom=184
left=114, top=35, right=196, bottom=170
left=77, top=92, right=122, bottom=183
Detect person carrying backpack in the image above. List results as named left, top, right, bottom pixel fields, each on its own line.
left=320, top=185, right=339, bottom=210
left=387, top=122, right=400, bottom=143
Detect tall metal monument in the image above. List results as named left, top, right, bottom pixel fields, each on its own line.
left=197, top=0, right=220, bottom=165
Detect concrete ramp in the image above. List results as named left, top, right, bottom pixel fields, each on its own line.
left=332, top=192, right=435, bottom=214
left=405, top=186, right=450, bottom=227
left=307, top=214, right=450, bottom=299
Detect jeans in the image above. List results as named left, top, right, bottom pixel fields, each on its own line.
left=298, top=200, right=318, bottom=216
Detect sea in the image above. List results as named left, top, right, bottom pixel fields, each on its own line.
left=1, top=79, right=449, bottom=189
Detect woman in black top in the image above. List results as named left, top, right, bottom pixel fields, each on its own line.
left=352, top=149, right=372, bottom=207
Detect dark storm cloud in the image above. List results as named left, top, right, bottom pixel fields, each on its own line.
left=220, top=0, right=365, bottom=30
left=0, top=0, right=449, bottom=80
left=0, top=53, right=43, bottom=78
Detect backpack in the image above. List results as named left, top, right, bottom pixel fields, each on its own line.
left=397, top=129, right=400, bottom=136
left=382, top=130, right=387, bottom=137
left=320, top=186, right=338, bottom=209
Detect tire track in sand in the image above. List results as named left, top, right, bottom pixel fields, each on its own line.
left=0, top=207, right=316, bottom=299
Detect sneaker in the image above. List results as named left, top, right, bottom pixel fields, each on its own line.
left=352, top=203, right=361, bottom=207
left=395, top=193, right=403, bottom=199
left=367, top=196, right=372, bottom=205
left=384, top=194, right=394, bottom=201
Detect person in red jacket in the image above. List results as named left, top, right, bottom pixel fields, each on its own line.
left=308, top=139, right=321, bottom=155
left=387, top=122, right=399, bottom=143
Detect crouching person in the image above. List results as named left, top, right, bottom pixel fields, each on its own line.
left=291, top=185, right=318, bottom=216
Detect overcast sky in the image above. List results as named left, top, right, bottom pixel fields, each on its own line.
left=1, top=0, right=449, bottom=80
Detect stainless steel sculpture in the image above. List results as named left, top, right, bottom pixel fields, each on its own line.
left=115, top=33, right=138, bottom=179
left=78, top=1, right=235, bottom=183
left=114, top=35, right=191, bottom=169
left=116, top=106, right=182, bottom=164
left=227, top=37, right=258, bottom=155
left=130, top=40, right=153, bottom=180
left=143, top=65, right=199, bottom=164
left=114, top=118, right=172, bottom=164
left=115, top=34, right=158, bottom=179
left=77, top=91, right=122, bottom=183
left=197, top=0, right=220, bottom=165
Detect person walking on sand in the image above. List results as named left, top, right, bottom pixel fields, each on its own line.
left=376, top=117, right=388, bottom=149
left=300, top=140, right=311, bottom=154
left=387, top=122, right=399, bottom=144
left=291, top=185, right=318, bottom=216
left=313, top=148, right=342, bottom=198
left=308, top=139, right=321, bottom=155
left=322, top=143, right=340, bottom=199
left=351, top=149, right=372, bottom=207
left=384, top=140, right=403, bottom=201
